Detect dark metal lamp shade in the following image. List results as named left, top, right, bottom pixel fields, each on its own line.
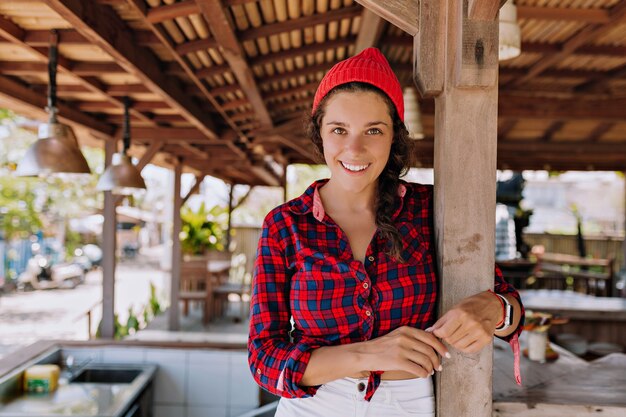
left=96, top=152, right=146, bottom=195
left=16, top=122, right=91, bottom=177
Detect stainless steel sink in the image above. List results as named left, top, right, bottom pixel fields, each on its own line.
left=70, top=368, right=142, bottom=384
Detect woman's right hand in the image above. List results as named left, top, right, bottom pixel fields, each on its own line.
left=359, top=326, right=449, bottom=377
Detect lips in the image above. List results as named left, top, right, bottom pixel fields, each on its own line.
left=340, top=161, right=370, bottom=172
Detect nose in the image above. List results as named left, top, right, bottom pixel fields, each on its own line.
left=343, top=132, right=366, bottom=153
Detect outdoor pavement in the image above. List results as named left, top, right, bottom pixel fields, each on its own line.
left=0, top=259, right=169, bottom=360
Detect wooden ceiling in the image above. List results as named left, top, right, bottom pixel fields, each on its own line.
left=0, top=0, right=625, bottom=185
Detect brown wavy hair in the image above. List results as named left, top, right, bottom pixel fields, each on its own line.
left=305, top=82, right=415, bottom=261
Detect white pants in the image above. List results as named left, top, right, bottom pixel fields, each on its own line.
left=274, top=376, right=435, bottom=417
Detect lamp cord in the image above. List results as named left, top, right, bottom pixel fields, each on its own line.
left=123, top=96, right=131, bottom=154
left=47, top=30, right=59, bottom=122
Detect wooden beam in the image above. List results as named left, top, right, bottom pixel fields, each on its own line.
left=517, top=5, right=611, bottom=23
left=0, top=16, right=155, bottom=124
left=575, top=63, right=626, bottom=93
left=586, top=122, right=615, bottom=142
left=355, top=0, right=418, bottom=36
left=101, top=139, right=117, bottom=339
left=46, top=0, right=219, bottom=140
left=413, top=0, right=445, bottom=96
left=0, top=74, right=114, bottom=138
left=124, top=0, right=244, bottom=137
left=506, top=1, right=626, bottom=87
left=261, top=63, right=331, bottom=85
left=181, top=174, right=204, bottom=205
left=355, top=9, right=384, bottom=53
left=433, top=0, right=498, bottom=415
left=238, top=4, right=362, bottom=41
left=540, top=120, right=565, bottom=142
left=146, top=0, right=199, bottom=23
left=255, top=135, right=318, bottom=163
left=130, top=127, right=209, bottom=141
left=195, top=0, right=273, bottom=128
left=175, top=37, right=219, bottom=55
left=194, top=64, right=231, bottom=79
left=468, top=0, right=501, bottom=21
left=20, top=28, right=162, bottom=47
left=250, top=37, right=356, bottom=68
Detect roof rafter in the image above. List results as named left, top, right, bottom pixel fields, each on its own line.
left=506, top=1, right=626, bottom=88
left=0, top=15, right=155, bottom=124
left=124, top=0, right=244, bottom=139
left=355, top=8, right=385, bottom=53
left=44, top=0, right=219, bottom=140
left=0, top=74, right=114, bottom=138
left=238, top=4, right=362, bottom=42
left=195, top=0, right=273, bottom=128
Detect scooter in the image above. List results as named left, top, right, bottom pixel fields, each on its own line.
left=17, top=254, right=85, bottom=291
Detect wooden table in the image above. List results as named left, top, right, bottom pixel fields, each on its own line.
left=493, top=337, right=626, bottom=416
left=520, top=289, right=626, bottom=348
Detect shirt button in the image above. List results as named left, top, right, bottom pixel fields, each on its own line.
left=365, top=310, right=371, bottom=317
left=368, top=256, right=375, bottom=262
left=357, top=382, right=366, bottom=392
left=362, top=282, right=369, bottom=289
left=256, top=369, right=261, bottom=375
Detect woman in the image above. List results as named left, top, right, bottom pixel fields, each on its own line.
left=248, top=48, right=524, bottom=416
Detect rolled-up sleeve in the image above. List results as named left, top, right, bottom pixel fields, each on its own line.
left=247, top=212, right=320, bottom=398
left=493, top=264, right=525, bottom=342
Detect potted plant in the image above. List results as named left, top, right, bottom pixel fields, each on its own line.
left=179, top=203, right=225, bottom=258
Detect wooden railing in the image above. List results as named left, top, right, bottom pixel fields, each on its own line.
left=524, top=233, right=624, bottom=271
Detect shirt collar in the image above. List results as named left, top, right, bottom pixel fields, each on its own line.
left=288, top=179, right=408, bottom=223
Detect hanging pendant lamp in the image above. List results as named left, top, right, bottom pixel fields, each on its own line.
left=402, top=87, right=425, bottom=140
left=499, top=0, right=522, bottom=61
left=96, top=97, right=147, bottom=195
left=16, top=30, right=91, bottom=177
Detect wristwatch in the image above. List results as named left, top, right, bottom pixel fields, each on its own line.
left=495, top=293, right=514, bottom=331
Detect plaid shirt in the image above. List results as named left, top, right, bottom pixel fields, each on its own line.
left=248, top=179, right=524, bottom=401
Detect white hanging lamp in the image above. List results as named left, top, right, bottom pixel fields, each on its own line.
left=17, top=30, right=91, bottom=177
left=499, top=0, right=522, bottom=61
left=96, top=97, right=146, bottom=195
left=402, top=87, right=425, bottom=140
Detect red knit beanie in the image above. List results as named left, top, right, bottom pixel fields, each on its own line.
left=312, top=47, right=404, bottom=121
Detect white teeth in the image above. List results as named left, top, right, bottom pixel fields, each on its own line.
left=341, top=162, right=369, bottom=172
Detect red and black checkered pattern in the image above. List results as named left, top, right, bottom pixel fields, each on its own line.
left=248, top=179, right=523, bottom=401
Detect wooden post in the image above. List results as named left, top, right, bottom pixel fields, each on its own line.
left=430, top=1, right=499, bottom=416
left=622, top=171, right=626, bottom=294
left=101, top=139, right=117, bottom=339
left=226, top=183, right=234, bottom=251
left=168, top=159, right=182, bottom=331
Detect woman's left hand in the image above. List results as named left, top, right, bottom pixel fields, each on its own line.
left=426, top=291, right=502, bottom=354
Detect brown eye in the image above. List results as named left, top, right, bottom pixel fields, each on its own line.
left=367, top=128, right=382, bottom=135
left=332, top=127, right=346, bottom=135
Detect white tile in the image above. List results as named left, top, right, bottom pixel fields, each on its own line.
left=187, top=406, right=227, bottom=417
left=146, top=349, right=188, bottom=404
left=101, top=347, right=145, bottom=364
left=186, top=351, right=230, bottom=406
left=154, top=404, right=184, bottom=417
left=229, top=353, right=258, bottom=408
left=229, top=406, right=256, bottom=417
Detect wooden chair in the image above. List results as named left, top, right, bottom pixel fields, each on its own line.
left=212, top=253, right=251, bottom=322
left=179, top=257, right=212, bottom=324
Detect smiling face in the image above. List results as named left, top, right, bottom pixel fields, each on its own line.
left=320, top=90, right=394, bottom=195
